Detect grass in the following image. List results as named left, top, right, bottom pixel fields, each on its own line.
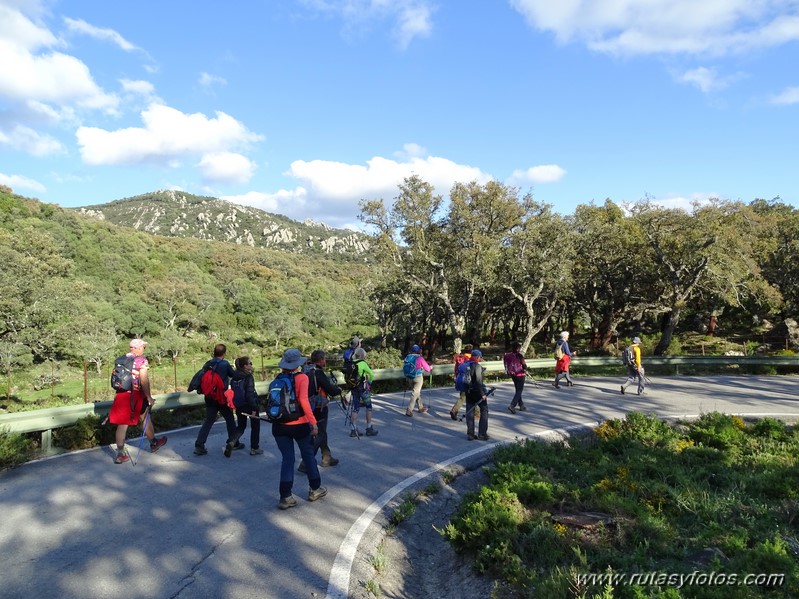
left=442, top=412, right=799, bottom=598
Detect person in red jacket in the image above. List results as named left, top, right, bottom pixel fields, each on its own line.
left=272, top=348, right=327, bottom=510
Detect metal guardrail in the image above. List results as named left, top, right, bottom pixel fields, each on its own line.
left=2, top=356, right=798, bottom=451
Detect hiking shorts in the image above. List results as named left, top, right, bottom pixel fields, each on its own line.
left=109, top=389, right=146, bottom=426
left=351, top=387, right=372, bottom=413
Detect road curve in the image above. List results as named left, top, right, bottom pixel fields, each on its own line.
left=1, top=375, right=797, bottom=599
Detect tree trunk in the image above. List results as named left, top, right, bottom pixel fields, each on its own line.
left=655, top=310, right=681, bottom=355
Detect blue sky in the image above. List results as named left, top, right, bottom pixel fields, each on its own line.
left=1, top=0, right=797, bottom=229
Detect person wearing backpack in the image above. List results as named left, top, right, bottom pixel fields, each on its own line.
left=349, top=347, right=378, bottom=437
left=109, top=338, right=167, bottom=464
left=193, top=344, right=239, bottom=456
left=403, top=344, right=432, bottom=417
left=271, top=348, right=327, bottom=510
left=297, top=349, right=343, bottom=473
left=449, top=344, right=479, bottom=421
left=503, top=341, right=528, bottom=414
left=620, top=336, right=645, bottom=395
left=231, top=356, right=262, bottom=456
left=464, top=349, right=490, bottom=441
left=553, top=331, right=574, bottom=389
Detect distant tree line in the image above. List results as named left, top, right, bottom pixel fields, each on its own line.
left=360, top=176, right=791, bottom=356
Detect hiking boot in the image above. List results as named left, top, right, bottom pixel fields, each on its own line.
left=477, top=434, right=490, bottom=441
left=297, top=461, right=309, bottom=473
left=308, top=486, right=328, bottom=502
left=405, top=410, right=413, bottom=417
left=278, top=495, right=298, bottom=510
left=250, top=448, right=264, bottom=456
left=419, top=407, right=429, bottom=414
left=552, top=382, right=560, bottom=389
left=507, top=405, right=516, bottom=415
left=150, top=436, right=167, bottom=453
left=194, top=446, right=208, bottom=456
left=365, top=427, right=378, bottom=436
left=224, top=441, right=234, bottom=458
left=114, top=452, right=130, bottom=464
left=567, top=381, right=574, bottom=387
left=466, top=433, right=476, bottom=441
left=321, top=456, right=339, bottom=467
left=350, top=429, right=362, bottom=437
left=233, top=442, right=245, bottom=450
left=620, top=386, right=625, bottom=395
left=518, top=405, right=527, bottom=411
left=449, top=410, right=458, bottom=421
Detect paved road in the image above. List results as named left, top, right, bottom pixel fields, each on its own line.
left=1, top=375, right=798, bottom=599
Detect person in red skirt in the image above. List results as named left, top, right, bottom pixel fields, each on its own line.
left=109, top=339, right=167, bottom=463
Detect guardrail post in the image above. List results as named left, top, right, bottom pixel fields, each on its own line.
left=41, top=428, right=52, bottom=452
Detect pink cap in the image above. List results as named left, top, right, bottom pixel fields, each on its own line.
left=129, top=338, right=148, bottom=349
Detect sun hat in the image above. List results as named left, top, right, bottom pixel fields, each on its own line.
left=129, top=338, right=148, bottom=349
left=278, top=348, right=306, bottom=370
left=471, top=349, right=483, bottom=358
left=411, top=344, right=420, bottom=352
left=632, top=337, right=642, bottom=344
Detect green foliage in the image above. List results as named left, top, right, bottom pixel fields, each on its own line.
left=53, top=414, right=104, bottom=450
left=445, top=414, right=799, bottom=598
left=0, top=427, right=36, bottom=469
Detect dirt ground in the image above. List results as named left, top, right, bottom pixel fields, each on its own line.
left=348, top=461, right=505, bottom=599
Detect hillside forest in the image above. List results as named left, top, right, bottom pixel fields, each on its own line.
left=0, top=180, right=797, bottom=407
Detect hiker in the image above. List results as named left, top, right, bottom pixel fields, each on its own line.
left=620, top=336, right=645, bottom=395
left=504, top=341, right=528, bottom=414
left=194, top=343, right=240, bottom=456
left=298, top=349, right=342, bottom=473
left=109, top=338, right=167, bottom=463
left=343, top=336, right=361, bottom=363
left=449, top=344, right=478, bottom=420
left=553, top=331, right=574, bottom=389
left=232, top=356, right=263, bottom=455
left=349, top=347, right=378, bottom=437
left=272, top=348, right=327, bottom=509
left=464, top=349, right=490, bottom=441
left=403, top=344, right=432, bottom=417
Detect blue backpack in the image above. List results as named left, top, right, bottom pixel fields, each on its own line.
left=231, top=377, right=248, bottom=410
left=403, top=354, right=421, bottom=379
left=454, top=361, right=473, bottom=392
left=263, top=373, right=302, bottom=423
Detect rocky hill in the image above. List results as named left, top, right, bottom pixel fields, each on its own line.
left=75, top=190, right=369, bottom=256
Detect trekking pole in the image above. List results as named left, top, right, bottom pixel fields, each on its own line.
left=133, top=406, right=152, bottom=466
left=525, top=370, right=542, bottom=388
left=458, top=388, right=495, bottom=422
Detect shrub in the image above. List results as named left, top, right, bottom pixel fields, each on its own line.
left=53, top=414, right=102, bottom=450
left=0, top=427, right=36, bottom=469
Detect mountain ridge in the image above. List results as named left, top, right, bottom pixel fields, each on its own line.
left=75, top=189, right=369, bottom=256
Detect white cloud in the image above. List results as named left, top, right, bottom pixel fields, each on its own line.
left=0, top=123, right=64, bottom=156
left=62, top=17, right=138, bottom=52
left=509, top=0, right=799, bottom=56
left=222, top=188, right=309, bottom=215
left=120, top=79, right=155, bottom=96
left=76, top=103, right=263, bottom=166
left=509, top=164, right=566, bottom=185
left=675, top=66, right=745, bottom=93
left=197, top=151, right=256, bottom=184
left=0, top=172, right=46, bottom=193
left=0, top=6, right=118, bottom=111
left=198, top=72, right=227, bottom=89
left=224, top=148, right=493, bottom=226
left=300, top=0, right=434, bottom=48
left=770, top=86, right=799, bottom=105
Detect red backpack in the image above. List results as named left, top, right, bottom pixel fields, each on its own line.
left=200, top=365, right=226, bottom=405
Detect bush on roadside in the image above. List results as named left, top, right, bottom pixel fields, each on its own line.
left=0, top=427, right=36, bottom=469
